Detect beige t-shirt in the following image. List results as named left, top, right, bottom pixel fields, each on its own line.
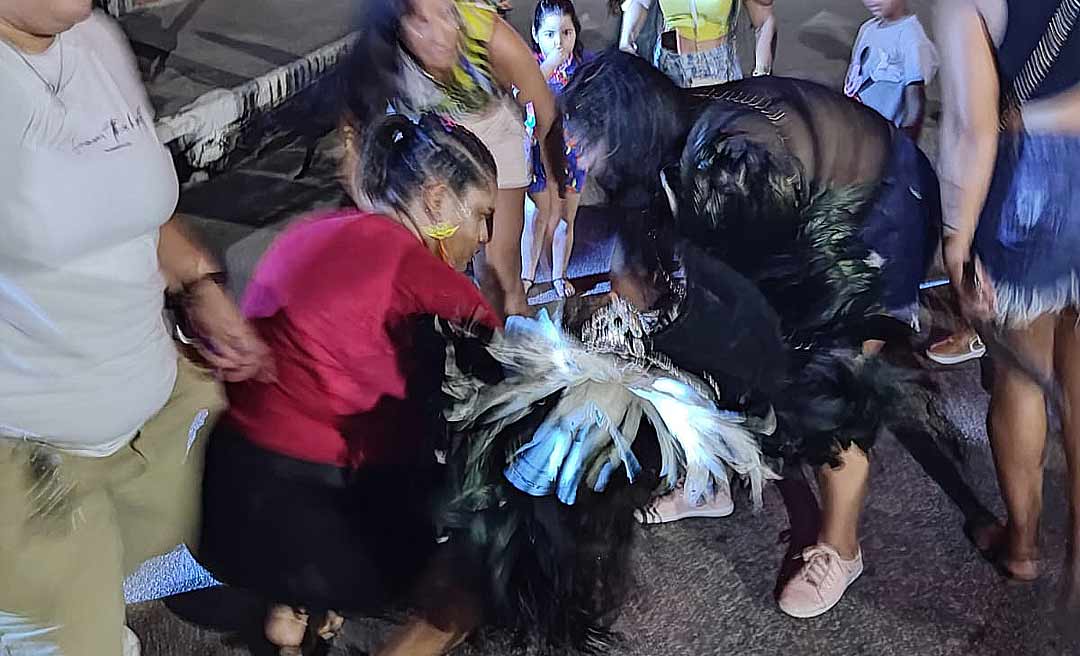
left=0, top=11, right=178, bottom=456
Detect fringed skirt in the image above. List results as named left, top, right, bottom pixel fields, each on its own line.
left=976, top=133, right=1080, bottom=328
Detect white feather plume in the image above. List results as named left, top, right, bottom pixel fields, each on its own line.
left=443, top=311, right=777, bottom=508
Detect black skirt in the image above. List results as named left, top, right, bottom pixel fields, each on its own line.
left=197, top=423, right=439, bottom=612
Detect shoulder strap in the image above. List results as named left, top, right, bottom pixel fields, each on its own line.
left=1001, top=0, right=1080, bottom=127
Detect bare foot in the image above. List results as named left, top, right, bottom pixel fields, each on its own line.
left=265, top=604, right=308, bottom=652
left=965, top=521, right=1039, bottom=581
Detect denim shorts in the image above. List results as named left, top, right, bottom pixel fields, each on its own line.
left=653, top=38, right=742, bottom=89
left=976, top=133, right=1080, bottom=326
left=860, top=132, right=941, bottom=327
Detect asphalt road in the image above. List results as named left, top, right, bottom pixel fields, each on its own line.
left=122, top=1, right=1080, bottom=654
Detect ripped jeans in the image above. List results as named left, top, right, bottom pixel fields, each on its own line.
left=0, top=358, right=223, bottom=655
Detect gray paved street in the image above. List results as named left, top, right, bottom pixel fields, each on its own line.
left=114, top=0, right=1080, bottom=654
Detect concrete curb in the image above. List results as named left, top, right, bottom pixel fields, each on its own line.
left=155, top=33, right=355, bottom=173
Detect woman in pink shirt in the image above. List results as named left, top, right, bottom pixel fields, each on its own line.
left=198, top=114, right=500, bottom=656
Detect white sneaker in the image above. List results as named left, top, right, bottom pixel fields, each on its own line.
left=122, top=626, right=141, bottom=656
left=636, top=479, right=734, bottom=524
left=777, top=544, right=864, bottom=619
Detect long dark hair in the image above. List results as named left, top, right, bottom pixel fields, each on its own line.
left=531, top=0, right=585, bottom=61
left=355, top=113, right=497, bottom=214
left=340, top=0, right=412, bottom=128
left=559, top=49, right=689, bottom=204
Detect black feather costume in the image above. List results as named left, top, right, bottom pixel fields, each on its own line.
left=432, top=52, right=943, bottom=655
left=561, top=50, right=941, bottom=461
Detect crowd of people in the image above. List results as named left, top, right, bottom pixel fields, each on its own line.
left=1, top=0, right=1078, bottom=654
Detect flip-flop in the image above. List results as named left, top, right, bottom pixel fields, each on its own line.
left=553, top=278, right=575, bottom=298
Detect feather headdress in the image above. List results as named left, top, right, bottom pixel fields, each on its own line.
left=436, top=308, right=776, bottom=653
left=443, top=309, right=777, bottom=509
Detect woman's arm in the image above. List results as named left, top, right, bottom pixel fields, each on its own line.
left=490, top=17, right=566, bottom=189
left=159, top=216, right=274, bottom=381
left=619, top=0, right=650, bottom=53
left=743, top=0, right=776, bottom=76
left=934, top=0, right=1001, bottom=316
left=158, top=216, right=222, bottom=293
left=935, top=0, right=1000, bottom=244
left=1022, top=83, right=1080, bottom=134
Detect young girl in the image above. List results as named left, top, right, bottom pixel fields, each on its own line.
left=521, top=0, right=590, bottom=298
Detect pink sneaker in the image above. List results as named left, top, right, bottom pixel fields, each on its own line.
left=777, top=544, right=863, bottom=618
left=636, top=479, right=734, bottom=524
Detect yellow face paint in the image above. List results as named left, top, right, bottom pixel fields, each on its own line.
left=422, top=222, right=460, bottom=240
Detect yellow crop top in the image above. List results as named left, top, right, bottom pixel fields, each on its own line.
left=625, top=0, right=736, bottom=42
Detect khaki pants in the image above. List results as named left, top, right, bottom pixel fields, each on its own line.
left=0, top=358, right=224, bottom=655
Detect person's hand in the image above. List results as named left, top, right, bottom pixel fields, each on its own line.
left=943, top=233, right=996, bottom=322
left=543, top=44, right=568, bottom=70
left=619, top=40, right=637, bottom=54
left=184, top=280, right=276, bottom=383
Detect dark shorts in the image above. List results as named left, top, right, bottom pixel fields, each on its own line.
left=860, top=131, right=942, bottom=324
left=198, top=424, right=439, bottom=612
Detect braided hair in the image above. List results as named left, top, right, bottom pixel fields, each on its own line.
left=354, top=114, right=497, bottom=215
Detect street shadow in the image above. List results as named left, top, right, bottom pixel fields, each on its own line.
left=122, top=0, right=209, bottom=80
left=196, top=30, right=299, bottom=67
left=877, top=311, right=1001, bottom=535
left=771, top=465, right=822, bottom=597
left=889, top=385, right=999, bottom=533
left=149, top=50, right=249, bottom=95
left=179, top=166, right=347, bottom=227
